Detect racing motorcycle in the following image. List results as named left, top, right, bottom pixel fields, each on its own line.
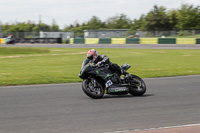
left=6, top=37, right=15, bottom=45
left=79, top=59, right=146, bottom=99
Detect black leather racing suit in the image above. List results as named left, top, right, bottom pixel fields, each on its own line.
left=91, top=55, right=127, bottom=75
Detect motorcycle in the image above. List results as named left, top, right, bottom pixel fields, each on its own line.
left=6, top=38, right=15, bottom=45
left=79, top=59, right=146, bottom=99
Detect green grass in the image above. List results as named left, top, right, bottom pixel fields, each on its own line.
left=0, top=47, right=50, bottom=55
left=0, top=47, right=200, bottom=86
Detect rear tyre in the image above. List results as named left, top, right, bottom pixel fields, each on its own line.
left=82, top=78, right=104, bottom=99
left=128, top=75, right=146, bottom=96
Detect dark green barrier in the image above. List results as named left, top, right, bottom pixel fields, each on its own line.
left=158, top=38, right=176, bottom=44
left=74, top=38, right=85, bottom=44
left=15, top=38, right=62, bottom=43
left=196, top=38, right=200, bottom=44
left=99, top=38, right=111, bottom=44
left=126, top=38, right=139, bottom=44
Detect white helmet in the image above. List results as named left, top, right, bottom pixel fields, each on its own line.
left=87, top=49, right=98, bottom=61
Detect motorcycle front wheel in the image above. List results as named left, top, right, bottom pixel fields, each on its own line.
left=82, top=78, right=104, bottom=99
left=128, top=75, right=146, bottom=96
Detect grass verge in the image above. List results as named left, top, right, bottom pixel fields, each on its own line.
left=0, top=47, right=200, bottom=86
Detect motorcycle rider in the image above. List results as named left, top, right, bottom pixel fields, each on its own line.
left=86, top=49, right=130, bottom=77
left=6, top=35, right=15, bottom=44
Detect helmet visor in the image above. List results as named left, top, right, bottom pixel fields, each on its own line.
left=87, top=54, right=93, bottom=60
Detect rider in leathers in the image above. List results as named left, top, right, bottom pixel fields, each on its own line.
left=87, top=49, right=129, bottom=76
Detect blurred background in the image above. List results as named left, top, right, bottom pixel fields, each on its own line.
left=0, top=1, right=200, bottom=40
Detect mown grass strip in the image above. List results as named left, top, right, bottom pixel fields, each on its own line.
left=0, top=47, right=50, bottom=55
left=0, top=47, right=200, bottom=86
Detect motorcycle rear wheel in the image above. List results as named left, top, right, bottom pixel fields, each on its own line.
left=128, top=75, right=146, bottom=96
left=82, top=78, right=104, bottom=99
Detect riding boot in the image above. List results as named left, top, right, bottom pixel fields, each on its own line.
left=121, top=69, right=131, bottom=78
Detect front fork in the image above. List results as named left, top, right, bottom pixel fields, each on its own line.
left=90, top=78, right=97, bottom=87
left=88, top=78, right=102, bottom=93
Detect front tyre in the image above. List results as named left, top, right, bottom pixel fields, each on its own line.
left=128, top=75, right=146, bottom=96
left=82, top=78, right=104, bottom=99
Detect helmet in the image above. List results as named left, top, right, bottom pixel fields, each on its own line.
left=87, top=49, right=98, bottom=61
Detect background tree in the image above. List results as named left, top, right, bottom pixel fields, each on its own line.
left=176, top=4, right=200, bottom=29
left=16, top=21, right=35, bottom=32
left=168, top=9, right=178, bottom=29
left=38, top=23, right=50, bottom=31
left=86, top=16, right=103, bottom=30
left=50, top=19, right=60, bottom=31
left=130, top=14, right=146, bottom=31
left=1, top=4, right=200, bottom=34
left=105, top=14, right=131, bottom=29
left=145, top=5, right=171, bottom=30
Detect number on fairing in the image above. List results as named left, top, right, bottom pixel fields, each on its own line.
left=106, top=80, right=113, bottom=88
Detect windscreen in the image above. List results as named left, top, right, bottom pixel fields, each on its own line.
left=81, top=59, right=90, bottom=69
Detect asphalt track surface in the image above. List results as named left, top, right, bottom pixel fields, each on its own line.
left=0, top=44, right=200, bottom=132
left=0, top=75, right=200, bottom=133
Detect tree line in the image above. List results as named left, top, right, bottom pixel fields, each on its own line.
left=1, top=4, right=200, bottom=35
